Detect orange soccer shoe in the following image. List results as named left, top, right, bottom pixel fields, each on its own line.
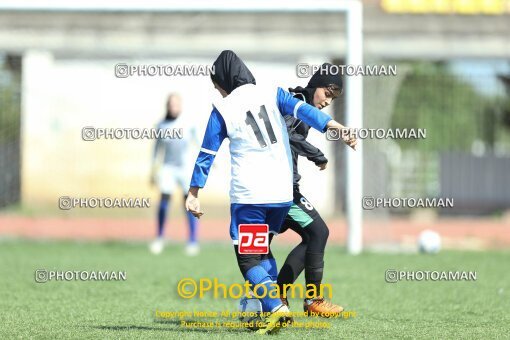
left=303, top=297, right=344, bottom=318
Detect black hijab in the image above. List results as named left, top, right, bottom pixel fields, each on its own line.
left=307, top=63, right=343, bottom=89
left=211, top=50, right=256, bottom=95
left=289, top=63, right=343, bottom=105
left=164, top=96, right=178, bottom=121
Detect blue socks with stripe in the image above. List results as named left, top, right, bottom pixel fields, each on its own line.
left=260, top=258, right=278, bottom=281
left=245, top=263, right=281, bottom=312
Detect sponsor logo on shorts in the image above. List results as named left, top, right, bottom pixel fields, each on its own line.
left=238, top=224, right=269, bottom=254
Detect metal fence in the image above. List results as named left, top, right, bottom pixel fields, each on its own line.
left=335, top=63, right=510, bottom=216
left=0, top=55, right=21, bottom=208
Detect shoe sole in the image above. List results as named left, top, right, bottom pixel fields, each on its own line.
left=256, top=315, right=288, bottom=335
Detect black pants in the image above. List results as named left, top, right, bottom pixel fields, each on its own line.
left=277, top=190, right=329, bottom=293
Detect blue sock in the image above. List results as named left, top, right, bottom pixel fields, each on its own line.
left=245, top=265, right=282, bottom=312
left=186, top=210, right=198, bottom=243
left=157, top=198, right=169, bottom=237
left=260, top=258, right=278, bottom=282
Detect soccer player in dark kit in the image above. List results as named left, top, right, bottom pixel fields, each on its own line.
left=277, top=63, right=345, bottom=317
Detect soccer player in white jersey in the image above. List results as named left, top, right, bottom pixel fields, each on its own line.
left=150, top=93, right=200, bottom=255
left=185, top=50, right=356, bottom=334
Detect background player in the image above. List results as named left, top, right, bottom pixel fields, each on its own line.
left=185, top=50, right=356, bottom=334
left=277, top=63, right=344, bottom=316
left=150, top=93, right=200, bottom=256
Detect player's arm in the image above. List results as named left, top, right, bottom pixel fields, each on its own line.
left=289, top=132, right=328, bottom=170
left=186, top=107, right=227, bottom=218
left=277, top=87, right=357, bottom=150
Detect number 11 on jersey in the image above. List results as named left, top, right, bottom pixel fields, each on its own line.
left=245, top=105, right=278, bottom=148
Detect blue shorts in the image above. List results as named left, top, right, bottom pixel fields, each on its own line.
left=230, top=202, right=292, bottom=244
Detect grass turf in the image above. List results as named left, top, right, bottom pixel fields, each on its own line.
left=0, top=240, right=509, bottom=339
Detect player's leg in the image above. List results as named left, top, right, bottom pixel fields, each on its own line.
left=276, top=190, right=314, bottom=301
left=230, top=203, right=291, bottom=334
left=301, top=217, right=342, bottom=316
left=150, top=165, right=176, bottom=254
left=233, top=247, right=277, bottom=309
left=183, top=193, right=199, bottom=256
left=158, top=193, right=171, bottom=237
left=293, top=193, right=343, bottom=316
left=230, top=204, right=283, bottom=313
left=260, top=233, right=299, bottom=324
left=254, top=204, right=293, bottom=334
left=150, top=193, right=171, bottom=254
left=276, top=221, right=309, bottom=305
left=259, top=234, right=278, bottom=283
left=179, top=168, right=199, bottom=256
left=303, top=218, right=328, bottom=295
left=262, top=204, right=293, bottom=285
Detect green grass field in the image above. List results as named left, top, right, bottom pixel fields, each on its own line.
left=1, top=240, right=509, bottom=339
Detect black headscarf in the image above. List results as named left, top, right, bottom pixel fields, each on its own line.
left=307, top=63, right=343, bottom=89
left=164, top=110, right=177, bottom=122
left=289, top=63, right=343, bottom=105
left=210, top=50, right=256, bottom=95
left=164, top=95, right=178, bottom=121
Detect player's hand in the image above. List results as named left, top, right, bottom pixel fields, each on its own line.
left=317, top=162, right=327, bottom=171
left=342, top=129, right=358, bottom=151
left=185, top=188, right=204, bottom=218
left=326, top=120, right=357, bottom=151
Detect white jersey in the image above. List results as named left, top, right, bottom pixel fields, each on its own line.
left=213, top=84, right=293, bottom=204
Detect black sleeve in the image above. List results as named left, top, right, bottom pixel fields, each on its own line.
left=288, top=131, right=328, bottom=165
